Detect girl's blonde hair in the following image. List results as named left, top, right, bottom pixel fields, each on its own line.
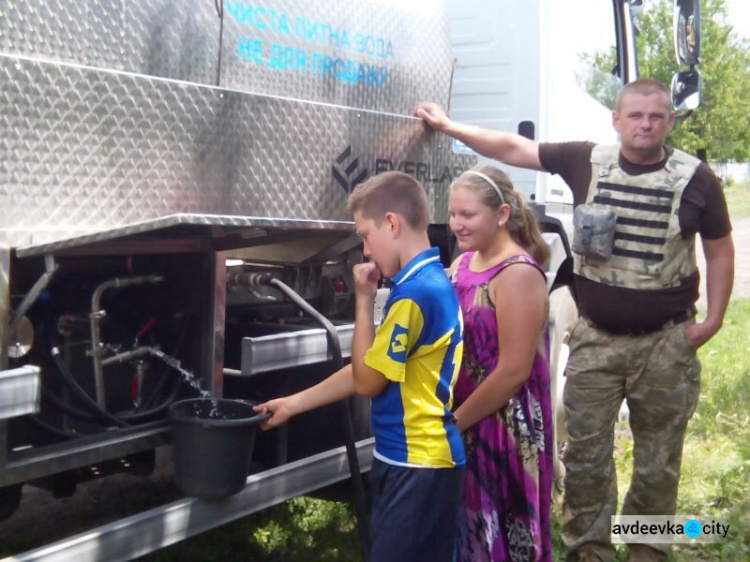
left=452, top=164, right=550, bottom=266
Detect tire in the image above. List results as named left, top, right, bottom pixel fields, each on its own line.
left=548, top=286, right=578, bottom=493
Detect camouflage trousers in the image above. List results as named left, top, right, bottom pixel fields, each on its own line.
left=561, top=317, right=701, bottom=561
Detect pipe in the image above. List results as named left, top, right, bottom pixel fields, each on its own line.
left=12, top=255, right=58, bottom=323
left=100, top=345, right=158, bottom=367
left=245, top=275, right=371, bottom=561
left=53, top=343, right=183, bottom=427
left=88, top=275, right=163, bottom=408
left=52, top=347, right=129, bottom=428
left=38, top=313, right=187, bottom=436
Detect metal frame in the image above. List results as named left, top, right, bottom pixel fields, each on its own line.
left=3, top=438, right=374, bottom=562
left=0, top=421, right=171, bottom=488
left=0, top=217, right=361, bottom=488
left=0, top=366, right=41, bottom=421
left=241, top=323, right=354, bottom=375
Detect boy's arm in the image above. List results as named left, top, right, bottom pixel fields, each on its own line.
left=351, top=263, right=389, bottom=397
left=254, top=364, right=355, bottom=429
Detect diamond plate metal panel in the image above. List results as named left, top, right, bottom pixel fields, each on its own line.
left=0, top=55, right=473, bottom=248
left=0, top=0, right=90, bottom=67
left=0, top=0, right=220, bottom=82
left=0, top=0, right=453, bottom=114
left=220, top=0, right=454, bottom=114
left=123, top=0, right=221, bottom=85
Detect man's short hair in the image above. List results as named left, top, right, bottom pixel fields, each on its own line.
left=346, top=171, right=430, bottom=231
left=616, top=78, right=672, bottom=111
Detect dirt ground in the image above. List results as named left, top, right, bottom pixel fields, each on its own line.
left=0, top=447, right=180, bottom=557
left=696, top=215, right=750, bottom=308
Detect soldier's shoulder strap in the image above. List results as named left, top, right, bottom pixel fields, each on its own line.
left=590, top=143, right=620, bottom=165
left=665, top=147, right=702, bottom=179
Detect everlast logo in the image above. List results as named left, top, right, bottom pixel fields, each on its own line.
left=375, top=159, right=467, bottom=184
left=332, top=145, right=369, bottom=194
left=332, top=147, right=469, bottom=194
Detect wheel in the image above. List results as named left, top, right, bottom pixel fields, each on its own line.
left=548, top=286, right=578, bottom=492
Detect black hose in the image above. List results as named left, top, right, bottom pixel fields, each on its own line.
left=136, top=373, right=183, bottom=416
left=138, top=315, right=191, bottom=410
left=41, top=386, right=98, bottom=423
left=43, top=355, right=181, bottom=425
left=41, top=313, right=191, bottom=429
left=265, top=277, right=371, bottom=562
left=24, top=413, right=81, bottom=440
left=51, top=348, right=130, bottom=428
left=10, top=355, right=104, bottom=431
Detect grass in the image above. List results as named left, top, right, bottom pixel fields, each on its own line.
left=725, top=179, right=750, bottom=219
left=667, top=299, right=750, bottom=561
left=142, top=496, right=361, bottom=561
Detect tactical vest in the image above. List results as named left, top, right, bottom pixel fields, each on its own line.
left=573, top=144, right=700, bottom=289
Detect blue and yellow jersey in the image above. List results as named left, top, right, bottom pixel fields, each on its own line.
left=364, top=247, right=465, bottom=468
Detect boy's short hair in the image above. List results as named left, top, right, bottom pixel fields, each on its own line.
left=346, top=171, right=430, bottom=231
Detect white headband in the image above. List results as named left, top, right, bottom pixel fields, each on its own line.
left=457, top=170, right=506, bottom=205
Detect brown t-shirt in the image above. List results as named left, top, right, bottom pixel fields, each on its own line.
left=539, top=141, right=731, bottom=331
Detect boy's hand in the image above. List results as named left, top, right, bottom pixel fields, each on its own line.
left=353, top=262, right=381, bottom=300
left=253, top=398, right=296, bottom=430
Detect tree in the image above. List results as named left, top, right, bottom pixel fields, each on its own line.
left=633, top=0, right=750, bottom=161
left=578, top=0, right=749, bottom=161
left=575, top=51, right=620, bottom=111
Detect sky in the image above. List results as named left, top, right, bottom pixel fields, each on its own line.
left=726, top=0, right=750, bottom=39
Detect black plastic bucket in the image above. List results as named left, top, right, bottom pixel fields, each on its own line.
left=170, top=398, right=270, bottom=499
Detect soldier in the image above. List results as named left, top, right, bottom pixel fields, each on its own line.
left=414, top=78, right=734, bottom=561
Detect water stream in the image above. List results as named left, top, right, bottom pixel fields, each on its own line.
left=151, top=350, right=211, bottom=398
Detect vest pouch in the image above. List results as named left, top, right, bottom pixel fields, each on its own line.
left=572, top=205, right=617, bottom=259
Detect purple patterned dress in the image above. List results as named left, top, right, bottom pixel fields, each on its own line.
left=452, top=253, right=553, bottom=562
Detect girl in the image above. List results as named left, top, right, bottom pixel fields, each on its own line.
left=448, top=165, right=553, bottom=561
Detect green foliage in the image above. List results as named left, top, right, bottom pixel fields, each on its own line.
left=724, top=180, right=750, bottom=219
left=576, top=47, right=621, bottom=110
left=149, top=497, right=360, bottom=561
left=634, top=0, right=750, bottom=161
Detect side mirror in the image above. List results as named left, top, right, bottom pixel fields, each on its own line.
left=674, top=0, right=700, bottom=66
left=671, top=70, right=701, bottom=112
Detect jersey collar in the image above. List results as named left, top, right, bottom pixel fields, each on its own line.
left=391, top=247, right=440, bottom=286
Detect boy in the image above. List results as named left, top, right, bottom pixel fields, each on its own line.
left=255, top=171, right=465, bottom=562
